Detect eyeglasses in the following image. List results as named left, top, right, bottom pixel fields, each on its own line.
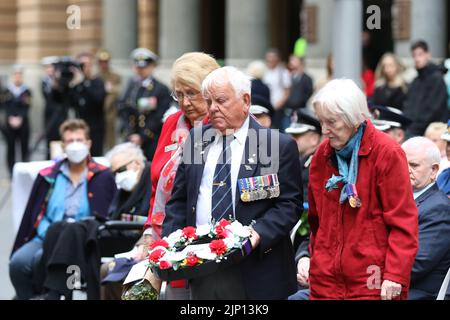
left=113, top=160, right=135, bottom=175
left=171, top=90, right=200, bottom=102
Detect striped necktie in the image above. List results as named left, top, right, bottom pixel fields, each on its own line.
left=211, top=135, right=234, bottom=222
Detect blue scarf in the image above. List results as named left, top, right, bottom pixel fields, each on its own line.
left=325, top=122, right=366, bottom=203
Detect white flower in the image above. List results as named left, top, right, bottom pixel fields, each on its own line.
left=226, top=221, right=251, bottom=239
left=196, top=250, right=217, bottom=261
left=166, top=229, right=183, bottom=247
left=165, top=250, right=187, bottom=262
left=196, top=224, right=211, bottom=237
left=223, top=236, right=237, bottom=249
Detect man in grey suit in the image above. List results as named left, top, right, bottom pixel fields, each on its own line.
left=402, top=137, right=450, bottom=300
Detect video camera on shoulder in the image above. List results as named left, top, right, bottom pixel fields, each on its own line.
left=53, top=56, right=81, bottom=94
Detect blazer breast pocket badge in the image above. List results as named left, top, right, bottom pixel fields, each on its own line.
left=238, top=174, right=280, bottom=202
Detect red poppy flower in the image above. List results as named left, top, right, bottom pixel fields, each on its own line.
left=182, top=226, right=197, bottom=240
left=186, top=255, right=200, bottom=267
left=163, top=171, right=175, bottom=193
left=159, top=260, right=172, bottom=270
left=149, top=248, right=166, bottom=263
left=209, top=239, right=228, bottom=256
left=149, top=239, right=169, bottom=250
left=151, top=212, right=165, bottom=226
left=215, top=225, right=231, bottom=239
left=218, top=219, right=231, bottom=228
left=162, top=160, right=175, bottom=177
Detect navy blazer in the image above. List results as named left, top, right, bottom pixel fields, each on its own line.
left=409, top=184, right=450, bottom=299
left=163, top=116, right=303, bottom=299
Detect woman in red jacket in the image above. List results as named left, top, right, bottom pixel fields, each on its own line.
left=143, top=52, right=219, bottom=299
left=144, top=52, right=219, bottom=238
left=308, top=79, right=418, bottom=300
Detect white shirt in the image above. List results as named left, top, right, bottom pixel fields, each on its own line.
left=263, top=66, right=291, bottom=107
left=413, top=182, right=435, bottom=200
left=196, top=117, right=250, bottom=226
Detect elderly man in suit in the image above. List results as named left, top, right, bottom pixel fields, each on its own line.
left=402, top=137, right=450, bottom=300
left=162, top=66, right=303, bottom=300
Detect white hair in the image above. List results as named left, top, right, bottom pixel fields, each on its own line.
left=201, top=66, right=251, bottom=98
left=402, top=137, right=441, bottom=165
left=246, top=60, right=266, bottom=80
left=312, top=78, right=371, bottom=128
left=105, top=142, right=146, bottom=165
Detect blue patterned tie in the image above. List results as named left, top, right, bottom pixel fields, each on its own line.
left=211, top=135, right=234, bottom=222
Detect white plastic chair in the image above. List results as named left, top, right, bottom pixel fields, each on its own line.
left=436, top=266, right=450, bottom=300
left=290, top=219, right=302, bottom=244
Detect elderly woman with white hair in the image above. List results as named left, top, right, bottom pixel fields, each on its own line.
left=307, top=79, right=419, bottom=300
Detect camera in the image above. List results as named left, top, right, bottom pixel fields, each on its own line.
left=53, top=56, right=81, bottom=94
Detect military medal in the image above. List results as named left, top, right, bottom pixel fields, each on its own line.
left=349, top=197, right=358, bottom=208
left=347, top=184, right=361, bottom=208
left=241, top=191, right=251, bottom=202
left=249, top=177, right=256, bottom=201
left=351, top=184, right=362, bottom=207
left=239, top=178, right=251, bottom=202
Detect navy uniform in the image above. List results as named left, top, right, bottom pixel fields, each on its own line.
left=3, top=65, right=32, bottom=175
left=285, top=109, right=321, bottom=202
left=371, top=105, right=412, bottom=144
left=250, top=94, right=274, bottom=128
left=118, top=48, right=171, bottom=161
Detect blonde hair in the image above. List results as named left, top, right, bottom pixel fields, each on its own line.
left=312, top=79, right=370, bottom=128
left=375, top=53, right=406, bottom=90
left=425, top=122, right=447, bottom=137
left=171, top=52, right=220, bottom=91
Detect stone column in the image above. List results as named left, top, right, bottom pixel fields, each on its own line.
left=411, top=0, right=446, bottom=58
left=158, top=0, right=200, bottom=64
left=102, top=0, right=137, bottom=64
left=16, top=0, right=69, bottom=63
left=332, top=0, right=362, bottom=84
left=138, top=0, right=158, bottom=53
left=0, top=0, right=17, bottom=63
left=226, top=0, right=268, bottom=67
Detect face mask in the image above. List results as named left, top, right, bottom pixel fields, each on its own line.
left=115, top=170, right=139, bottom=191
left=65, top=142, right=89, bottom=164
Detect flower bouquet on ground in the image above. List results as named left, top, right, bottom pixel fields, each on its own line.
left=148, top=218, right=253, bottom=281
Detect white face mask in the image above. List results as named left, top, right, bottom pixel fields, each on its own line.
left=65, top=142, right=89, bottom=164
left=115, top=170, right=139, bottom=191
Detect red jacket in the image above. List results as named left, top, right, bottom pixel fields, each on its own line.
left=308, top=120, right=418, bottom=300
left=144, top=111, right=208, bottom=236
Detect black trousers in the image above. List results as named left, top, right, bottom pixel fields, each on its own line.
left=189, top=265, right=247, bottom=300
left=5, top=122, right=30, bottom=175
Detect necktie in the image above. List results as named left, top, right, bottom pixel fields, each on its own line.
left=211, top=135, right=233, bottom=222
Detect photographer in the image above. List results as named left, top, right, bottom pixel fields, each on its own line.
left=41, top=56, right=68, bottom=159
left=69, top=52, right=107, bottom=157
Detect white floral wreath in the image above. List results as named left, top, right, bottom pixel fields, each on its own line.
left=148, top=218, right=252, bottom=271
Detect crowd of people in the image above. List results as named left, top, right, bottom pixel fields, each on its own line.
left=2, top=37, right=450, bottom=300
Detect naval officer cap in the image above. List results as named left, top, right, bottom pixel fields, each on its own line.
left=40, top=56, right=59, bottom=66
left=370, top=105, right=412, bottom=132
left=131, top=48, right=158, bottom=67
left=285, top=109, right=321, bottom=135
left=250, top=94, right=274, bottom=117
